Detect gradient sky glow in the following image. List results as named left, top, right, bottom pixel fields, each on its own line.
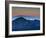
left=12, top=7, right=40, bottom=16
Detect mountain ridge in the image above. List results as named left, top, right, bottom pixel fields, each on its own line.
left=12, top=16, right=40, bottom=21
left=12, top=17, right=40, bottom=31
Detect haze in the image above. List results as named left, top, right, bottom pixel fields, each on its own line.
left=12, top=7, right=40, bottom=16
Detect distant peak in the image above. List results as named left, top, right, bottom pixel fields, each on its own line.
left=13, top=17, right=26, bottom=21
left=18, top=17, right=24, bottom=19
left=16, top=17, right=25, bottom=20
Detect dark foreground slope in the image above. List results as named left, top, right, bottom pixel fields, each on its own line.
left=12, top=17, right=40, bottom=31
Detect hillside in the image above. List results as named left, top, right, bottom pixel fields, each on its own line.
left=12, top=17, right=40, bottom=31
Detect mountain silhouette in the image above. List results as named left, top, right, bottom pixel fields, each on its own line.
left=12, top=17, right=40, bottom=31
left=14, top=17, right=27, bottom=22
